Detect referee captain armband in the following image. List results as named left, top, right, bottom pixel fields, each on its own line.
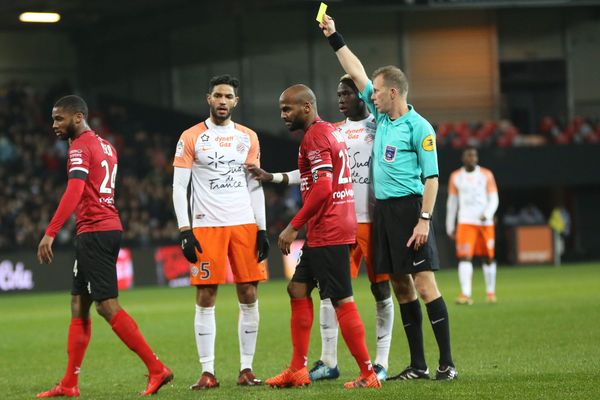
left=327, top=32, right=346, bottom=52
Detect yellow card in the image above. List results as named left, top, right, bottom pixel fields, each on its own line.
left=316, top=2, right=327, bottom=23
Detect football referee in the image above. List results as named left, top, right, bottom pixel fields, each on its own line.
left=319, top=14, right=457, bottom=380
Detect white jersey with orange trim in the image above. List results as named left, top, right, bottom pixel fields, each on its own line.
left=447, top=166, right=499, bottom=229
left=336, top=114, right=377, bottom=223
left=173, top=118, right=260, bottom=227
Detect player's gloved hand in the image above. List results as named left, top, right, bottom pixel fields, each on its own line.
left=257, top=230, right=270, bottom=262
left=180, top=229, right=202, bottom=263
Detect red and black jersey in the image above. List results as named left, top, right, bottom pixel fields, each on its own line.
left=297, top=119, right=356, bottom=247
left=67, top=130, right=122, bottom=234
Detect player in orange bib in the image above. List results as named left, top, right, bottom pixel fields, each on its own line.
left=172, top=75, right=269, bottom=389
left=446, top=146, right=499, bottom=304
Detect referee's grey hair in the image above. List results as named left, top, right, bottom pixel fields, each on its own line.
left=372, top=66, right=409, bottom=99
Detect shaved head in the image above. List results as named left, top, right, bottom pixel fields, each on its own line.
left=279, top=84, right=319, bottom=132
left=280, top=84, right=317, bottom=107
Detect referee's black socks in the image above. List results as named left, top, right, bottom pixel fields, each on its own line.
left=399, top=299, right=427, bottom=370
left=425, top=296, right=454, bottom=368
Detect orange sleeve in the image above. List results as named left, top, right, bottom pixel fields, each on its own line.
left=173, top=125, right=204, bottom=169
left=238, top=125, right=261, bottom=168
left=483, top=168, right=498, bottom=193
left=448, top=170, right=459, bottom=195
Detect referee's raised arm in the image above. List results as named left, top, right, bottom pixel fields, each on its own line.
left=319, top=14, right=368, bottom=93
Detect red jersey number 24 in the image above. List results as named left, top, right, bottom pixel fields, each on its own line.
left=100, top=160, right=117, bottom=194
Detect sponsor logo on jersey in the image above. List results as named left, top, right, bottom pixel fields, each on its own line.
left=207, top=152, right=225, bottom=169
left=422, top=134, right=435, bottom=151
left=365, top=133, right=374, bottom=144
left=216, top=135, right=234, bottom=148
left=307, top=150, right=322, bottom=163
left=332, top=187, right=354, bottom=200
left=201, top=133, right=210, bottom=142
left=175, top=139, right=184, bottom=157
left=345, top=128, right=365, bottom=140
left=69, top=149, right=84, bottom=165
left=99, top=196, right=115, bottom=205
left=384, top=145, right=396, bottom=162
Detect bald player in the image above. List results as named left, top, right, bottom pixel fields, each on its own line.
left=265, top=85, right=380, bottom=389
left=247, top=75, right=392, bottom=382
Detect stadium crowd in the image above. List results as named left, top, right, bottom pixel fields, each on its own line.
left=0, top=82, right=299, bottom=250
left=0, top=82, right=595, bottom=251
left=435, top=115, right=600, bottom=148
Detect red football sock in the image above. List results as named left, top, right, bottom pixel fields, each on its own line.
left=290, top=298, right=313, bottom=370
left=336, top=301, right=373, bottom=377
left=61, top=318, right=91, bottom=388
left=110, top=309, right=162, bottom=374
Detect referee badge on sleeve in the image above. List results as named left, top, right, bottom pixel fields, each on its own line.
left=384, top=145, right=397, bottom=162
left=422, top=134, right=436, bottom=151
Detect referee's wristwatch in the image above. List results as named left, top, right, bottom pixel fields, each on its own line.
left=420, top=212, right=432, bottom=221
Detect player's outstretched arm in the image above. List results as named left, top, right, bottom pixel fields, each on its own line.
left=319, top=14, right=369, bottom=93
left=245, top=164, right=301, bottom=186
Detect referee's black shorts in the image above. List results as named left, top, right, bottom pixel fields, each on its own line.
left=373, top=195, right=440, bottom=276
left=72, top=230, right=122, bottom=302
left=291, top=244, right=353, bottom=301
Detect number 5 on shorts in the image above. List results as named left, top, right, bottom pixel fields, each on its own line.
left=199, top=262, right=211, bottom=280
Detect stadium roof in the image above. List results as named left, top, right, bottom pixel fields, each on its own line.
left=1, top=0, right=599, bottom=31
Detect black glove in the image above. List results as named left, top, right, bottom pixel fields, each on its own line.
left=180, top=230, right=202, bottom=263
left=257, top=230, right=270, bottom=262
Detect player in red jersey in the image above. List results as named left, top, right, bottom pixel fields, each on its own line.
left=265, top=85, right=380, bottom=389
left=36, top=95, right=172, bottom=398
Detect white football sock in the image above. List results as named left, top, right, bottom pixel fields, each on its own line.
left=194, top=305, right=216, bottom=374
left=483, top=261, right=497, bottom=294
left=458, top=261, right=473, bottom=297
left=238, top=301, right=259, bottom=371
left=319, top=298, right=338, bottom=368
left=374, top=296, right=394, bottom=369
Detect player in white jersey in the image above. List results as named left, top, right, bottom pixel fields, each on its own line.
left=172, top=75, right=269, bottom=389
left=446, top=146, right=499, bottom=305
left=246, top=75, right=394, bottom=381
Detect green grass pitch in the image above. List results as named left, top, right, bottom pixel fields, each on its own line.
left=1, top=263, right=599, bottom=399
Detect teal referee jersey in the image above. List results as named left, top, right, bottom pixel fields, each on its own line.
left=359, top=80, right=439, bottom=200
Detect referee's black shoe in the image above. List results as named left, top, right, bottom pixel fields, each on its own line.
left=389, top=366, right=430, bottom=380
left=435, top=365, right=458, bottom=380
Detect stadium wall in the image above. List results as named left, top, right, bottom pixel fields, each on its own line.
left=71, top=7, right=600, bottom=134
left=0, top=31, right=77, bottom=87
